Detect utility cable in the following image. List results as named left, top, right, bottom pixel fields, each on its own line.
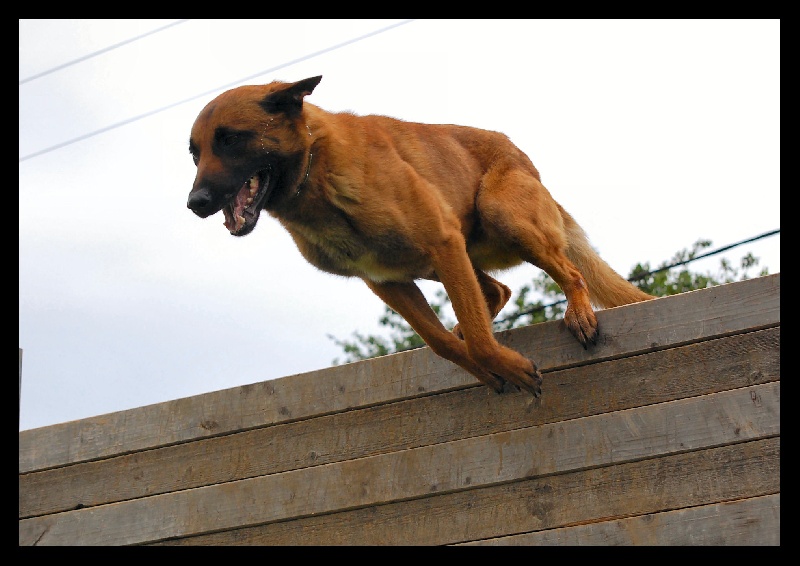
left=389, top=228, right=780, bottom=354
left=492, top=228, right=781, bottom=326
left=19, top=19, right=414, bottom=163
left=19, top=20, right=190, bottom=85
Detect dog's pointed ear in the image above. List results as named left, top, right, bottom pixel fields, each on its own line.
left=260, top=76, right=322, bottom=117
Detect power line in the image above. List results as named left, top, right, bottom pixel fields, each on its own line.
left=18, top=20, right=190, bottom=85
left=391, top=228, right=780, bottom=353
left=18, top=19, right=415, bottom=163
left=623, top=228, right=779, bottom=284
left=492, top=228, right=781, bottom=326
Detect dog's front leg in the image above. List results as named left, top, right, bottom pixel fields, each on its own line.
left=428, top=234, right=542, bottom=396
left=363, top=279, right=507, bottom=393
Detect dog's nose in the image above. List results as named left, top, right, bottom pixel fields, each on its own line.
left=187, top=188, right=213, bottom=217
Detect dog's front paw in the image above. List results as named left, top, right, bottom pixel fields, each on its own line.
left=476, top=349, right=542, bottom=398
left=512, top=361, right=542, bottom=397
left=475, top=370, right=506, bottom=394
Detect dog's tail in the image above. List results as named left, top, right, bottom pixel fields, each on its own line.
left=560, top=205, right=654, bottom=308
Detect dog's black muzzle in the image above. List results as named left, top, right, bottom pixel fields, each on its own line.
left=187, top=187, right=220, bottom=218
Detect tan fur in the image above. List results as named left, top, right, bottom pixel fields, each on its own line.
left=187, top=76, right=654, bottom=396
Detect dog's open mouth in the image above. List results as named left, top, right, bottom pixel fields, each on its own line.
left=222, top=169, right=272, bottom=235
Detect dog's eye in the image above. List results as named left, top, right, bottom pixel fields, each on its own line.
left=214, top=129, right=253, bottom=151
left=222, top=134, right=241, bottom=147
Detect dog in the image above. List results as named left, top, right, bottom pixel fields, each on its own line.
left=187, top=75, right=653, bottom=396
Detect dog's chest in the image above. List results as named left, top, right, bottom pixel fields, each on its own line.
left=283, top=218, right=432, bottom=283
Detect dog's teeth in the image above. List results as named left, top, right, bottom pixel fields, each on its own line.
left=236, top=215, right=245, bottom=230
left=249, top=176, right=258, bottom=195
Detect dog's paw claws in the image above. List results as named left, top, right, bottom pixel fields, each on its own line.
left=506, top=365, right=542, bottom=397
left=527, top=370, right=543, bottom=398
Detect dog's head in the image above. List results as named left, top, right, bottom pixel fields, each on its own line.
left=187, top=75, right=322, bottom=236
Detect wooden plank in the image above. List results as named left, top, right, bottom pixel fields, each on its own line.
left=507, top=271, right=781, bottom=370
left=152, top=438, right=779, bottom=546
left=20, top=327, right=780, bottom=519
left=464, top=494, right=780, bottom=546
left=19, top=382, right=780, bottom=546
left=18, top=274, right=780, bottom=472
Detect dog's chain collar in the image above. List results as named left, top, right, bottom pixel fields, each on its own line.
left=295, top=151, right=313, bottom=197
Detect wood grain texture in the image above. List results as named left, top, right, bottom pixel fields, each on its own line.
left=18, top=274, right=780, bottom=473
left=464, top=494, right=780, bottom=546
left=19, top=383, right=779, bottom=546
left=20, top=327, right=780, bottom=519
left=18, top=276, right=781, bottom=546
left=152, top=438, right=780, bottom=546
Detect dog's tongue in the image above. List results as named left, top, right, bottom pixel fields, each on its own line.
left=223, top=170, right=272, bottom=235
left=223, top=175, right=260, bottom=233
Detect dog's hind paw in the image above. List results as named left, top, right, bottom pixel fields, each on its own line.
left=564, top=306, right=598, bottom=349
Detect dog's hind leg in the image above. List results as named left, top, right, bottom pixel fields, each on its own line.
left=451, top=270, right=512, bottom=340
left=477, top=167, right=599, bottom=348
left=363, top=279, right=514, bottom=394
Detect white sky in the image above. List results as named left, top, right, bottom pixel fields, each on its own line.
left=19, top=19, right=780, bottom=431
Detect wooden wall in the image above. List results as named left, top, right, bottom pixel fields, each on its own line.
left=19, top=274, right=780, bottom=545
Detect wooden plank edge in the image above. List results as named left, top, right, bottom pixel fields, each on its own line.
left=147, top=437, right=780, bottom=546
left=19, top=326, right=780, bottom=519
left=460, top=494, right=780, bottom=546
left=19, top=382, right=780, bottom=546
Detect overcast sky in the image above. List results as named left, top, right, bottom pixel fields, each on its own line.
left=19, top=19, right=780, bottom=431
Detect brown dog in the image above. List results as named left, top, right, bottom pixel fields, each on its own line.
left=187, top=76, right=653, bottom=396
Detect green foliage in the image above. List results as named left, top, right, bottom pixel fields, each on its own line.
left=330, top=239, right=769, bottom=364
left=629, top=239, right=768, bottom=296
